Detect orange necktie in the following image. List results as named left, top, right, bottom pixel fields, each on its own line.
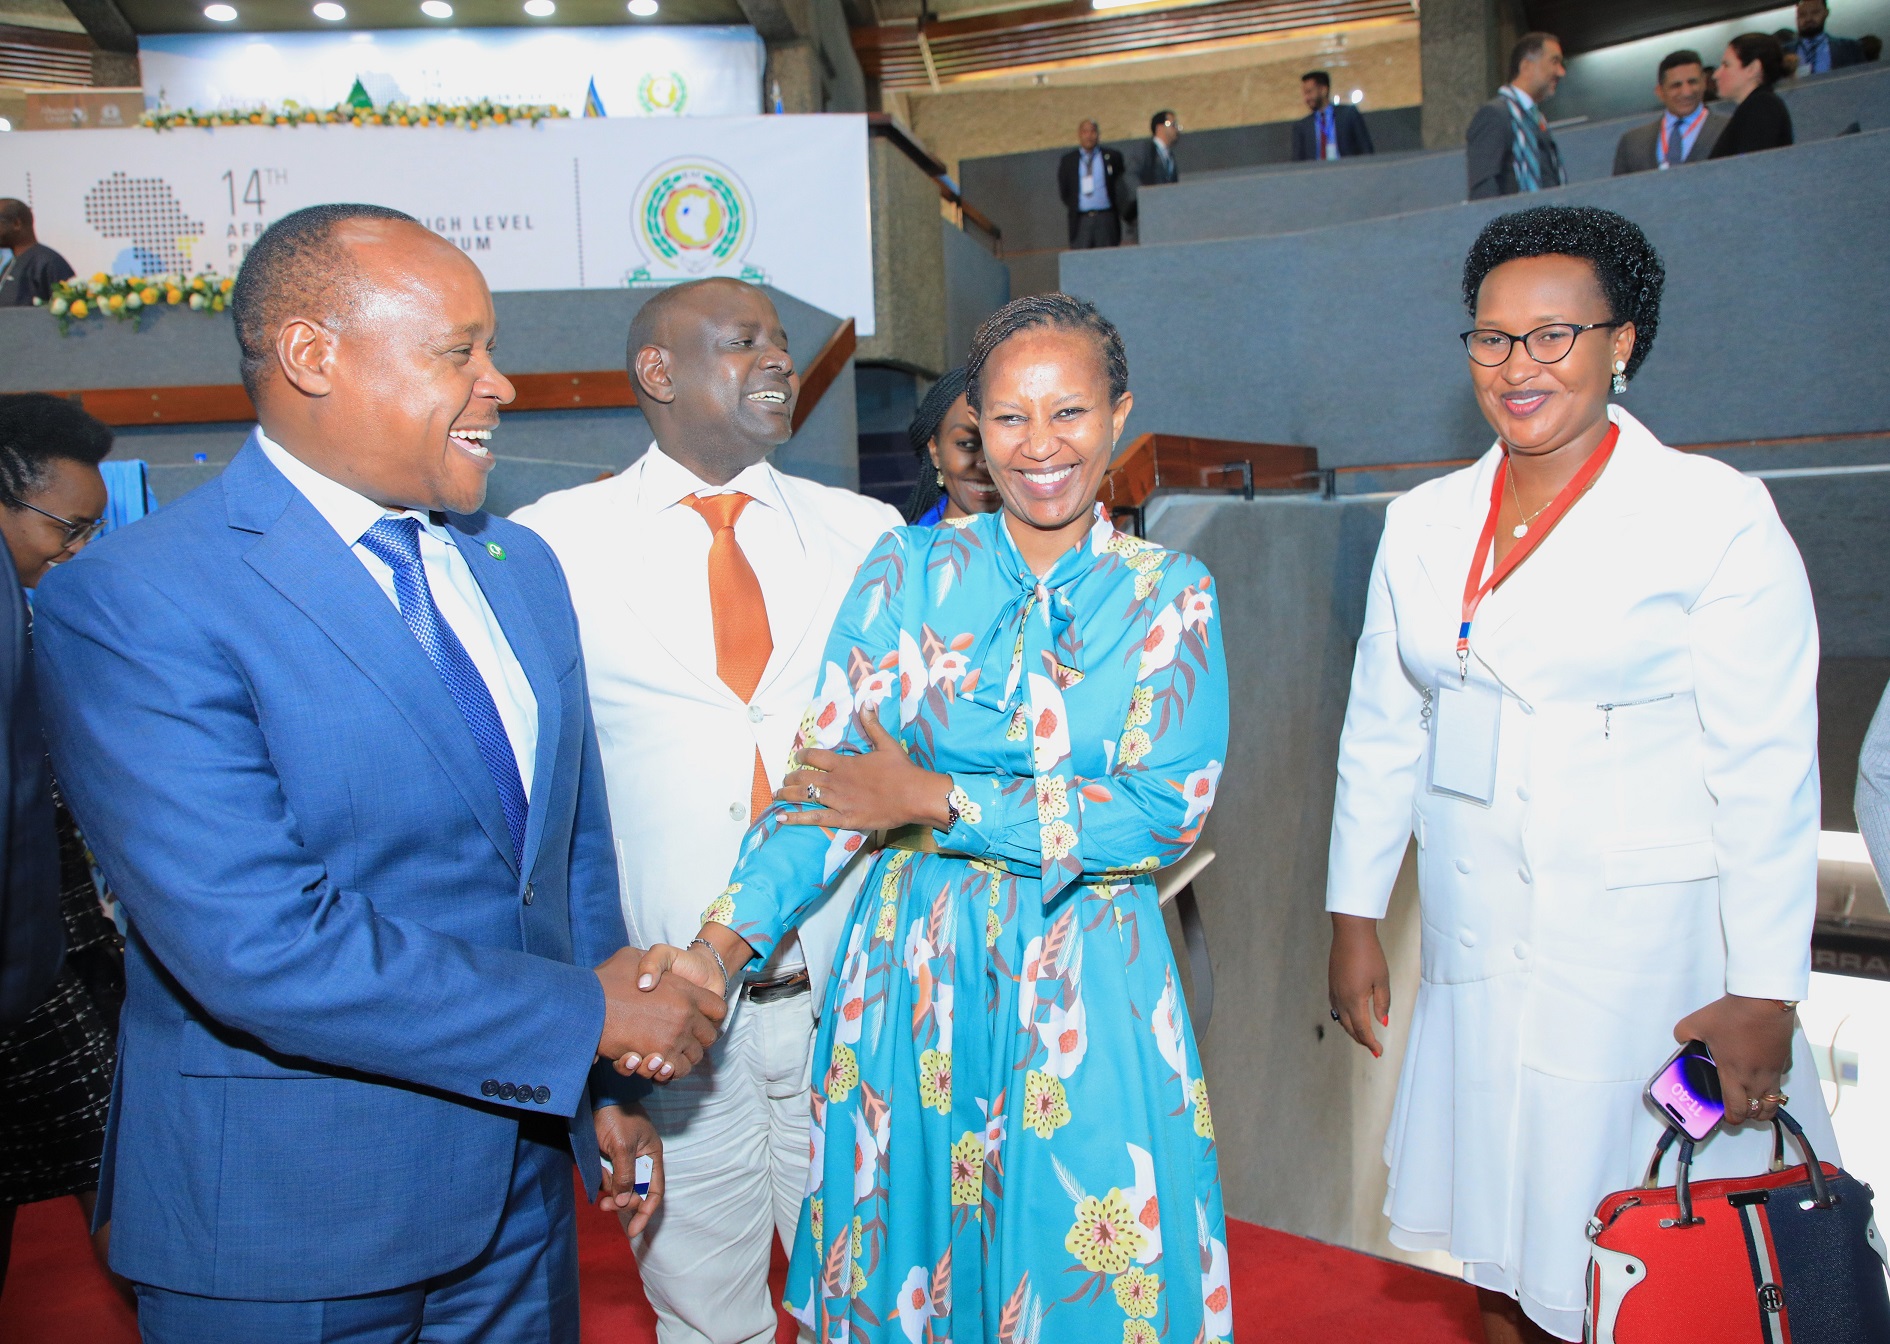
left=686, top=492, right=775, bottom=821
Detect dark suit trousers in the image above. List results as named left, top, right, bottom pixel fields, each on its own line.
left=134, top=1120, right=578, bottom=1343
left=1070, top=211, right=1121, bottom=248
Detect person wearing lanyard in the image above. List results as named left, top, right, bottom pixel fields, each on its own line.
left=1323, top=205, right=1837, bottom=1344
left=1609, top=50, right=1728, bottom=175
left=1292, top=70, right=1375, bottom=163
left=1056, top=120, right=1125, bottom=250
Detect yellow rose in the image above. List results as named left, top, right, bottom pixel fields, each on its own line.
left=166, top=288, right=182, bottom=305
left=69, top=300, right=89, bottom=319
left=90, top=272, right=109, bottom=285
left=106, top=294, right=125, bottom=312
left=140, top=287, right=160, bottom=304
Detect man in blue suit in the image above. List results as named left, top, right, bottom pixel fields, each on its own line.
left=33, top=203, right=726, bottom=1341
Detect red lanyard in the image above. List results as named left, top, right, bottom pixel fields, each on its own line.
left=1457, top=422, right=1619, bottom=675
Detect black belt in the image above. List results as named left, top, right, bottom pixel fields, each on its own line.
left=744, top=970, right=811, bottom=1004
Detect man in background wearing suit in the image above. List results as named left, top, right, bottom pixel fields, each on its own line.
left=1137, top=108, right=1183, bottom=187
left=1796, top=0, right=1868, bottom=72
left=516, top=278, right=900, bottom=1344
left=1466, top=32, right=1568, bottom=199
left=1057, top=119, right=1127, bottom=249
left=1292, top=70, right=1375, bottom=161
left=1613, top=50, right=1729, bottom=174
left=33, top=203, right=725, bottom=1342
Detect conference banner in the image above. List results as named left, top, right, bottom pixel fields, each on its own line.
left=0, top=114, right=876, bottom=333
left=138, top=27, right=764, bottom=120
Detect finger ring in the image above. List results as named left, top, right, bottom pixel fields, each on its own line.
left=1746, top=1096, right=1763, bottom=1114
left=807, top=783, right=821, bottom=803
left=1329, top=1009, right=1342, bottom=1021
left=1762, top=1091, right=1789, bottom=1106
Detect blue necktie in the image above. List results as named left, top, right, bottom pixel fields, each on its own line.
left=359, top=516, right=528, bottom=867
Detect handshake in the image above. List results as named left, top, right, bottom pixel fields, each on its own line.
left=592, top=939, right=749, bottom=1080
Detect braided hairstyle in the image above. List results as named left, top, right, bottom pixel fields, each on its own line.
left=1462, top=205, right=1665, bottom=380
left=900, top=366, right=969, bottom=523
left=964, top=293, right=1129, bottom=413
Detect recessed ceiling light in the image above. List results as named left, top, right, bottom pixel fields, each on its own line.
left=524, top=0, right=554, bottom=13
left=204, top=3, right=238, bottom=19
left=312, top=2, right=346, bottom=18
left=627, top=0, right=658, bottom=14
left=421, top=0, right=452, bottom=14
left=1350, top=89, right=1364, bottom=104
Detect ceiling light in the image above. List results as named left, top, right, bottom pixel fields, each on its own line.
left=1091, top=0, right=1152, bottom=9
left=204, top=3, right=238, bottom=18
left=627, top=0, right=658, bottom=14
left=524, top=0, right=554, bottom=13
left=421, top=0, right=452, bottom=14
left=0, top=117, right=11, bottom=132
left=1349, top=88, right=1364, bottom=104
left=312, top=2, right=346, bottom=18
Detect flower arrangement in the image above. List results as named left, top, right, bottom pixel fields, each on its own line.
left=43, top=272, right=235, bottom=335
left=139, top=99, right=571, bottom=131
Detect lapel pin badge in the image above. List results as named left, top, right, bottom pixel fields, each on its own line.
left=486, top=542, right=507, bottom=561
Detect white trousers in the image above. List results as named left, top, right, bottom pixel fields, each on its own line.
left=631, top=989, right=815, bottom=1344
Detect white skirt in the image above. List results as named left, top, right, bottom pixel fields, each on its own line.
left=1381, top=972, right=1839, bottom=1341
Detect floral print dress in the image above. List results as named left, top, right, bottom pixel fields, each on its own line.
left=711, top=505, right=1231, bottom=1344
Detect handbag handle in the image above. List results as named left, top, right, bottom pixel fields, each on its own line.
left=1650, top=1107, right=1837, bottom=1226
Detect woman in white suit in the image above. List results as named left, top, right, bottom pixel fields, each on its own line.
left=1324, top=206, right=1837, bottom=1343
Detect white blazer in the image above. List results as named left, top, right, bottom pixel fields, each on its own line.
left=514, top=450, right=901, bottom=1007
left=1324, top=406, right=1835, bottom=1326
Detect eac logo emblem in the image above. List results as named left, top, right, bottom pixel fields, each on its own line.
left=627, top=157, right=767, bottom=286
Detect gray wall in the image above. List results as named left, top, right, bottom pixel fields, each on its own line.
left=1063, top=126, right=1890, bottom=469
left=0, top=285, right=862, bottom=513
left=1147, top=468, right=1889, bottom=1240
left=1141, top=62, right=1890, bottom=246
left=940, top=216, right=1010, bottom=367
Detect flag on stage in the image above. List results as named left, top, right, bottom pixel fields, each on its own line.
left=583, top=78, right=606, bottom=118
left=347, top=78, right=374, bottom=111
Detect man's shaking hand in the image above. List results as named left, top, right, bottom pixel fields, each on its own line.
left=595, top=947, right=725, bottom=1080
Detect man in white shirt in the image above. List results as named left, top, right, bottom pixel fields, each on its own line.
left=514, top=278, right=900, bottom=1344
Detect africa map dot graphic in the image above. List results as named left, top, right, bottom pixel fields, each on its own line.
left=82, top=170, right=204, bottom=274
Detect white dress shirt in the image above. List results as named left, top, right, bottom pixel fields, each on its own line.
left=634, top=443, right=816, bottom=973
left=258, top=431, right=538, bottom=797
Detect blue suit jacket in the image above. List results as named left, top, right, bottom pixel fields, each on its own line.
left=0, top=540, right=61, bottom=1028
left=33, top=435, right=629, bottom=1300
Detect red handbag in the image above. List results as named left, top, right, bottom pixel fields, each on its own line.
left=1585, top=1109, right=1890, bottom=1343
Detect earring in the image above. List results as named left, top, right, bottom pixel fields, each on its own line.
left=1611, top=360, right=1627, bottom=395
left=936, top=468, right=946, bottom=487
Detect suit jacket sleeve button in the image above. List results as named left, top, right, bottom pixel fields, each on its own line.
left=498, top=1082, right=517, bottom=1100
left=534, top=1086, right=551, bottom=1105
left=481, top=1078, right=500, bottom=1097
left=517, top=1082, right=534, bottom=1102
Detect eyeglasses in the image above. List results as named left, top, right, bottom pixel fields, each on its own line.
left=1460, top=321, right=1624, bottom=367
left=4, top=495, right=106, bottom=549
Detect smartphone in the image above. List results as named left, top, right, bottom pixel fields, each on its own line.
left=1645, top=1040, right=1725, bottom=1140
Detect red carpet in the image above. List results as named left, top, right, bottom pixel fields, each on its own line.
left=1, top=1185, right=1480, bottom=1342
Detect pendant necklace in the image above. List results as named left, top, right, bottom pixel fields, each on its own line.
left=1505, top=464, right=1552, bottom=538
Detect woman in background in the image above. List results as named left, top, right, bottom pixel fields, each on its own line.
left=900, top=366, right=1000, bottom=526
left=1325, top=208, right=1835, bottom=1343
left=1710, top=32, right=1795, bottom=157
left=0, top=393, right=129, bottom=1308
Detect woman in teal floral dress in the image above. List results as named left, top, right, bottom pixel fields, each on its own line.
left=651, top=295, right=1231, bottom=1344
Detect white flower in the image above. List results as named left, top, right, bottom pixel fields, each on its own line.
left=835, top=923, right=869, bottom=1046
left=856, top=667, right=896, bottom=713
left=1125, top=1144, right=1163, bottom=1264
left=893, top=1266, right=933, bottom=1343
left=1138, top=603, right=1183, bottom=682
left=1180, top=586, right=1215, bottom=633
left=1026, top=672, right=1072, bottom=774
left=1151, top=966, right=1192, bottom=1108
left=897, top=629, right=927, bottom=725
left=805, top=663, right=855, bottom=750
left=805, top=1095, right=828, bottom=1196
left=1180, top=760, right=1223, bottom=829
left=853, top=1103, right=889, bottom=1201
left=823, top=828, right=868, bottom=882
left=1035, top=992, right=1088, bottom=1079
left=930, top=649, right=970, bottom=688
left=1201, top=1226, right=1233, bottom=1337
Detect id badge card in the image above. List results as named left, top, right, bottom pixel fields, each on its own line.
left=1080, top=172, right=1095, bottom=195
left=1428, top=679, right=1500, bottom=806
